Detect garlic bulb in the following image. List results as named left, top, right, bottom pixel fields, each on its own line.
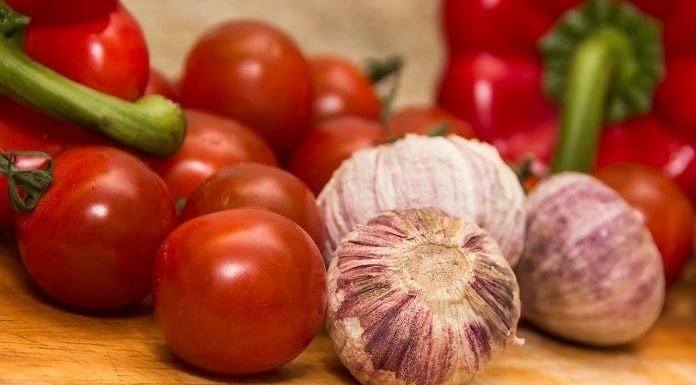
left=318, top=135, right=526, bottom=266
left=517, top=172, right=665, bottom=346
left=327, top=207, right=522, bottom=385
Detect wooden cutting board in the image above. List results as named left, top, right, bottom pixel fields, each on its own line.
left=0, top=233, right=695, bottom=385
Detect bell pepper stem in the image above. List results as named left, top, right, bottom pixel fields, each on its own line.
left=551, top=30, right=628, bottom=173
left=0, top=1, right=185, bottom=157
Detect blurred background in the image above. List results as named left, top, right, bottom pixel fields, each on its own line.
left=121, top=0, right=443, bottom=107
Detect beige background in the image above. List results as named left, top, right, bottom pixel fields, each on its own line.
left=121, top=0, right=444, bottom=107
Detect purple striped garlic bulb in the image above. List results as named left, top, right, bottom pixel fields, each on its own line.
left=327, top=207, right=522, bottom=385
left=318, top=134, right=526, bottom=266
left=517, top=172, right=665, bottom=346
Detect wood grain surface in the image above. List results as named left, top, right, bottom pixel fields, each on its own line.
left=1, top=232, right=695, bottom=385
left=4, top=2, right=696, bottom=384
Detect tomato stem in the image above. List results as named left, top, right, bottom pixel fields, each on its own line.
left=426, top=122, right=450, bottom=137
left=374, top=58, right=406, bottom=142
left=0, top=151, right=52, bottom=213
left=364, top=55, right=403, bottom=84
left=0, top=1, right=185, bottom=157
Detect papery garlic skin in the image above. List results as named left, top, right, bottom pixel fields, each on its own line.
left=318, top=134, right=526, bottom=266
left=327, top=208, right=522, bottom=385
left=517, top=172, right=665, bottom=346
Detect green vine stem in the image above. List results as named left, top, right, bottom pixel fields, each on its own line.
left=0, top=151, right=53, bottom=213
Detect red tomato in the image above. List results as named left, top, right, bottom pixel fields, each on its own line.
left=23, top=4, right=149, bottom=101
left=153, top=208, right=327, bottom=375
left=309, top=55, right=381, bottom=123
left=181, top=163, right=324, bottom=248
left=180, top=20, right=313, bottom=159
left=388, top=105, right=475, bottom=138
left=15, top=146, right=177, bottom=310
left=144, top=69, right=178, bottom=101
left=287, top=116, right=386, bottom=195
left=147, top=109, right=277, bottom=202
left=594, top=163, right=695, bottom=286
left=0, top=99, right=107, bottom=230
left=6, top=0, right=117, bottom=24
left=0, top=154, right=49, bottom=230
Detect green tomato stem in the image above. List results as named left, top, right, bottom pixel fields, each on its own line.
left=0, top=151, right=52, bottom=213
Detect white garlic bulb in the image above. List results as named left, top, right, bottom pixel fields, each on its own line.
left=517, top=172, right=665, bottom=346
left=327, top=207, right=522, bottom=385
left=318, top=135, right=526, bottom=266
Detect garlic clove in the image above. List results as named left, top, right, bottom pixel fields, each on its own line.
left=318, top=134, right=526, bottom=267
left=517, top=172, right=665, bottom=346
left=327, top=207, right=522, bottom=385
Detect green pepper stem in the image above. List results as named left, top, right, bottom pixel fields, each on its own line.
left=543, top=0, right=664, bottom=173
left=551, top=30, right=628, bottom=173
left=0, top=2, right=185, bottom=157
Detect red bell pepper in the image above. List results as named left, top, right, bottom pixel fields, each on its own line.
left=438, top=0, right=696, bottom=201
left=0, top=1, right=185, bottom=228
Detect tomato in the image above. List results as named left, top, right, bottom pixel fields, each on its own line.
left=594, top=163, right=695, bottom=286
left=0, top=99, right=107, bottom=230
left=388, top=105, right=475, bottom=138
left=309, top=55, right=381, bottom=123
left=287, top=116, right=386, bottom=195
left=147, top=109, right=277, bottom=202
left=180, top=20, right=313, bottom=159
left=0, top=153, right=49, bottom=230
left=181, top=163, right=324, bottom=248
left=144, top=69, right=178, bottom=101
left=23, top=4, right=149, bottom=101
left=153, top=208, right=327, bottom=375
left=15, top=146, right=177, bottom=310
left=5, top=0, right=117, bottom=24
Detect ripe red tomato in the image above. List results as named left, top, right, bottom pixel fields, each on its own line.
left=153, top=208, right=327, bottom=375
left=0, top=153, right=49, bottom=230
left=287, top=116, right=386, bottom=195
left=309, top=55, right=381, bottom=123
left=144, top=69, right=178, bottom=101
left=0, top=99, right=107, bottom=230
left=388, top=105, right=475, bottom=138
left=147, top=109, right=277, bottom=202
left=180, top=20, right=313, bottom=159
left=15, top=146, right=177, bottom=310
left=594, top=163, right=695, bottom=286
left=6, top=0, right=117, bottom=24
left=22, top=4, right=149, bottom=101
left=181, top=163, right=324, bottom=248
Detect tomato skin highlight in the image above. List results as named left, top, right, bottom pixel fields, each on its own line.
left=180, top=20, right=313, bottom=159
left=15, top=146, right=177, bottom=311
left=594, top=163, right=695, bottom=286
left=309, top=55, right=381, bottom=123
left=181, top=163, right=324, bottom=248
left=146, top=109, right=277, bottom=202
left=153, top=208, right=327, bottom=375
left=22, top=4, right=149, bottom=101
